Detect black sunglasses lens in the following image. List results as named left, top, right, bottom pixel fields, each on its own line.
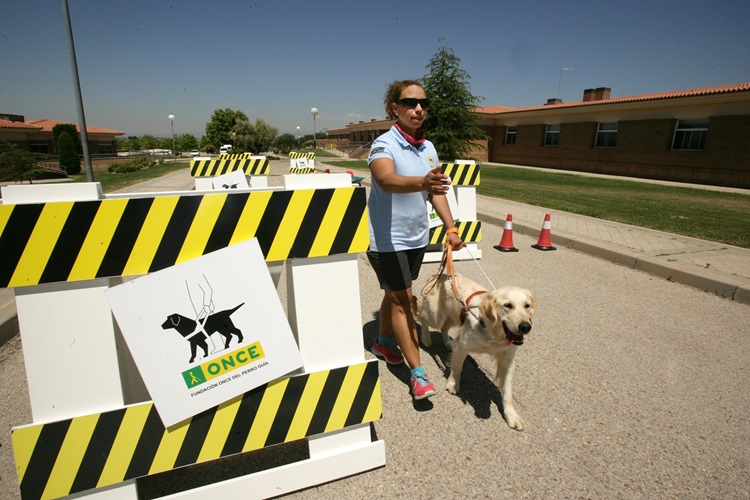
left=399, top=98, right=430, bottom=108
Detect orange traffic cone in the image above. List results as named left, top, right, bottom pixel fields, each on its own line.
left=494, top=214, right=519, bottom=252
left=532, top=213, right=557, bottom=251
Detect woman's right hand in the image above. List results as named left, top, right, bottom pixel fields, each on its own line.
left=422, top=167, right=450, bottom=194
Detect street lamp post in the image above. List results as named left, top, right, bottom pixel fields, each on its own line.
left=310, top=107, right=318, bottom=151
left=296, top=126, right=300, bottom=149
left=168, top=114, right=176, bottom=156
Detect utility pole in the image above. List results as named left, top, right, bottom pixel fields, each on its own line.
left=62, top=0, right=94, bottom=182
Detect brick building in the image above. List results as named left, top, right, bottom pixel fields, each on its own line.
left=325, top=82, right=750, bottom=189
left=0, top=114, right=123, bottom=156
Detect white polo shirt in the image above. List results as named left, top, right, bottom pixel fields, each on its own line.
left=367, top=125, right=440, bottom=252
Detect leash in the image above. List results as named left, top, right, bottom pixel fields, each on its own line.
left=463, top=245, right=496, bottom=290
left=421, top=245, right=488, bottom=328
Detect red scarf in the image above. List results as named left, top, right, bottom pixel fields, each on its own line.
left=394, top=122, right=425, bottom=148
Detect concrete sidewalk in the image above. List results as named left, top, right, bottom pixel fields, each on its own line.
left=1, top=160, right=749, bottom=348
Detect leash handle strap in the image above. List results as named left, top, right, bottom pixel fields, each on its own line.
left=443, top=245, right=463, bottom=305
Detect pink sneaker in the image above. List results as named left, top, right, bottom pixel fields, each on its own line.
left=410, top=371, right=437, bottom=400
left=371, top=340, right=404, bottom=365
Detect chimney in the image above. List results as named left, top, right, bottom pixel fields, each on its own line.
left=545, top=98, right=562, bottom=105
left=582, top=88, right=596, bottom=102
left=594, top=87, right=611, bottom=100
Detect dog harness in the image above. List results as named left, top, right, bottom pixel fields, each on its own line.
left=460, top=290, right=487, bottom=326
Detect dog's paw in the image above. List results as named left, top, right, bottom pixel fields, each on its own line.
left=445, top=377, right=459, bottom=395
left=505, top=412, right=524, bottom=431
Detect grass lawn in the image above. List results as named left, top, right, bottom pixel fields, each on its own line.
left=325, top=160, right=750, bottom=249
left=70, top=161, right=187, bottom=193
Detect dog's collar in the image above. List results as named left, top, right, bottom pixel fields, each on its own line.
left=460, top=290, right=487, bottom=328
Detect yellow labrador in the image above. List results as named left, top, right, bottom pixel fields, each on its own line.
left=412, top=273, right=536, bottom=430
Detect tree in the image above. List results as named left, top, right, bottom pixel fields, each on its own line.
left=247, top=118, right=277, bottom=153
left=52, top=123, right=82, bottom=155
left=177, top=133, right=199, bottom=152
left=205, top=109, right=249, bottom=148
left=273, top=133, right=297, bottom=154
left=232, top=118, right=278, bottom=154
left=0, top=141, right=47, bottom=183
left=199, top=136, right=215, bottom=153
left=57, top=131, right=81, bottom=175
left=140, top=135, right=158, bottom=150
left=421, top=38, right=487, bottom=162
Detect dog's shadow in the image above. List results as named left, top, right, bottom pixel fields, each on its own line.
left=421, top=329, right=508, bottom=421
left=362, top=312, right=434, bottom=412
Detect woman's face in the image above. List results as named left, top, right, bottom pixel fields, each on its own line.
left=392, top=84, right=428, bottom=133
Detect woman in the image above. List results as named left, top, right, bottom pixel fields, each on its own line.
left=367, top=79, right=464, bottom=400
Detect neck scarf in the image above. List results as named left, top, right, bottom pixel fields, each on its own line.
left=394, top=122, right=425, bottom=148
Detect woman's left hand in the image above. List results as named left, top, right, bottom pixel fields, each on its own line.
left=446, top=232, right=465, bottom=250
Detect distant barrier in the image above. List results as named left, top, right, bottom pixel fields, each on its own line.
left=289, top=152, right=316, bottom=174
left=190, top=156, right=270, bottom=189
left=425, top=160, right=482, bottom=262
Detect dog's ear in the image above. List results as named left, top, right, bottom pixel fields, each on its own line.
left=171, top=315, right=180, bottom=327
left=525, top=290, right=537, bottom=319
left=480, top=296, right=499, bottom=326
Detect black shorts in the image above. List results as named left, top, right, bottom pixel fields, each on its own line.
left=367, top=247, right=427, bottom=291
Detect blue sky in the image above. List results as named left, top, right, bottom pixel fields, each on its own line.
left=2, top=0, right=749, bottom=139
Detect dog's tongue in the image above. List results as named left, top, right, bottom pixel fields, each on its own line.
left=505, top=333, right=524, bottom=346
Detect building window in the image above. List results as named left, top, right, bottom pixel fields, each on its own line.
left=595, top=123, right=618, bottom=148
left=29, top=142, right=50, bottom=154
left=98, top=142, right=114, bottom=154
left=505, top=126, right=517, bottom=145
left=672, top=119, right=708, bottom=151
left=544, top=125, right=560, bottom=146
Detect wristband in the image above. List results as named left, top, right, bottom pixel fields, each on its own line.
left=446, top=227, right=459, bottom=235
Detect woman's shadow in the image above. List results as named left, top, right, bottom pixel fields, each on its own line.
left=363, top=311, right=505, bottom=417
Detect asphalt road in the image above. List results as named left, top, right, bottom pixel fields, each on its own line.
left=1, top=217, right=749, bottom=499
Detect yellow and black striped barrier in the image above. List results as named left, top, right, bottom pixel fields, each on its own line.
left=290, top=165, right=315, bottom=174
left=218, top=153, right=254, bottom=160
left=0, top=187, right=369, bottom=288
left=289, top=152, right=315, bottom=160
left=430, top=220, right=482, bottom=244
left=12, top=360, right=381, bottom=500
left=441, top=162, right=480, bottom=186
left=190, top=157, right=270, bottom=177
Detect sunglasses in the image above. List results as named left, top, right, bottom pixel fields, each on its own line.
left=397, top=98, right=431, bottom=109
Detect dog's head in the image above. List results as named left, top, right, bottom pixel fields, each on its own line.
left=161, top=314, right=181, bottom=331
left=480, top=286, right=537, bottom=345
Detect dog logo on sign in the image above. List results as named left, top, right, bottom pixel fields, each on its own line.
left=160, top=276, right=245, bottom=363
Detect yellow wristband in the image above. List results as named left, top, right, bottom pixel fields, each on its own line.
left=446, top=227, right=459, bottom=235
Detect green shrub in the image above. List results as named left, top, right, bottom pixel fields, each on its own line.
left=57, top=131, right=81, bottom=175
left=108, top=156, right=156, bottom=173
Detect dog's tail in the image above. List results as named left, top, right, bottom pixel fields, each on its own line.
left=226, top=302, right=245, bottom=316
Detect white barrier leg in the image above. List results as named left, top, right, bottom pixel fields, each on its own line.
left=455, top=184, right=481, bottom=260
left=286, top=254, right=385, bottom=469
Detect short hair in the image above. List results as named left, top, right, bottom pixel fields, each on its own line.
left=384, top=80, right=424, bottom=119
